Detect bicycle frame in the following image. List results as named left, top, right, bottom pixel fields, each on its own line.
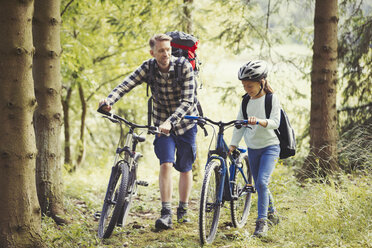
left=186, top=115, right=250, bottom=204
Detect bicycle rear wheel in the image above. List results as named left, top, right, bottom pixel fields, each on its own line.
left=199, top=160, right=222, bottom=245
left=98, top=161, right=129, bottom=239
left=230, top=154, right=253, bottom=228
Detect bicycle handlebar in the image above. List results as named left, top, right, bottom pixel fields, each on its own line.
left=97, top=106, right=159, bottom=134
left=184, top=115, right=249, bottom=129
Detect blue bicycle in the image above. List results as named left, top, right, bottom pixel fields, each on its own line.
left=185, top=115, right=256, bottom=245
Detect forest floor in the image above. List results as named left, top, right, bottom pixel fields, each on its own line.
left=42, top=162, right=371, bottom=248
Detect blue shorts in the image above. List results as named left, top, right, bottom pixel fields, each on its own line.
left=153, top=125, right=197, bottom=172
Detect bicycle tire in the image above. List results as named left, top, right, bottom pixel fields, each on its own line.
left=119, top=162, right=137, bottom=227
left=199, top=159, right=222, bottom=245
left=98, top=162, right=129, bottom=239
left=230, top=154, right=252, bottom=228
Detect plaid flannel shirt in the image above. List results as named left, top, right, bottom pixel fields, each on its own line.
left=106, top=56, right=198, bottom=135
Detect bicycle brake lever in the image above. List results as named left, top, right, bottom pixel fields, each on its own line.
left=102, top=115, right=119, bottom=123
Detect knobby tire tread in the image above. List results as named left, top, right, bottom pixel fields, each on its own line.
left=98, top=162, right=129, bottom=239
left=230, top=154, right=252, bottom=228
left=120, top=162, right=137, bottom=227
left=199, top=160, right=221, bottom=245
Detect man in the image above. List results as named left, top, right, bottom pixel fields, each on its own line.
left=99, top=34, right=198, bottom=230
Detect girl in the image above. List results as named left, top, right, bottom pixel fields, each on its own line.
left=229, top=60, right=280, bottom=237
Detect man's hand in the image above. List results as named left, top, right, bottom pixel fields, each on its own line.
left=159, top=120, right=172, bottom=136
left=98, top=99, right=112, bottom=112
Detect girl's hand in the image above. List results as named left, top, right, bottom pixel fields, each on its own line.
left=229, top=145, right=237, bottom=154
left=247, top=116, right=258, bottom=125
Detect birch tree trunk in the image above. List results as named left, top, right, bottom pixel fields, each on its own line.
left=0, top=0, right=44, bottom=247
left=302, top=0, right=339, bottom=179
left=33, top=0, right=66, bottom=224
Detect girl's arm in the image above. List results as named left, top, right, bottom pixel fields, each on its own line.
left=230, top=103, right=245, bottom=148
left=266, top=94, right=281, bottom=129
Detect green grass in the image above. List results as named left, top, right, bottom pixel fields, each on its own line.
left=42, top=162, right=372, bottom=248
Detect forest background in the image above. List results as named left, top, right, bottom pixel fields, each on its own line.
left=0, top=0, right=371, bottom=247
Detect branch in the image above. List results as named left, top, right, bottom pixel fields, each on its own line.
left=337, top=102, right=372, bottom=113
left=61, top=0, right=75, bottom=17
left=86, top=73, right=128, bottom=102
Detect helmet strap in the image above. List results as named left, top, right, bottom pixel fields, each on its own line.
left=255, top=81, right=264, bottom=97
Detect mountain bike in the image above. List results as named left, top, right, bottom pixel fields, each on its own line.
left=184, top=115, right=256, bottom=245
left=96, top=107, right=159, bottom=239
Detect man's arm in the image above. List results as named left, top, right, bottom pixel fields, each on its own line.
left=104, top=61, right=150, bottom=107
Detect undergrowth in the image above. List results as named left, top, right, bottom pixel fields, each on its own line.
left=41, top=160, right=372, bottom=248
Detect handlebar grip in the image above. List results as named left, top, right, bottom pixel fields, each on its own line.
left=184, top=115, right=199, bottom=120
left=97, top=105, right=111, bottom=116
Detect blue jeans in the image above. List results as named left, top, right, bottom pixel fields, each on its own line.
left=248, top=145, right=280, bottom=220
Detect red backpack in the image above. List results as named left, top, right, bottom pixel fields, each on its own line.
left=166, top=31, right=200, bottom=74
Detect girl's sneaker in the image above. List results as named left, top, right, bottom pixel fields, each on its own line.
left=268, top=211, right=280, bottom=225
left=253, top=219, right=268, bottom=237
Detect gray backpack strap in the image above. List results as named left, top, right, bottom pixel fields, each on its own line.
left=147, top=59, right=156, bottom=97
left=174, top=57, right=185, bottom=85
left=147, top=59, right=156, bottom=127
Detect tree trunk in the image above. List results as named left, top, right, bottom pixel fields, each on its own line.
left=33, top=0, right=66, bottom=224
left=76, top=83, right=86, bottom=168
left=62, top=86, right=72, bottom=167
left=183, top=0, right=193, bottom=34
left=0, top=1, right=44, bottom=247
left=301, top=0, right=339, bottom=179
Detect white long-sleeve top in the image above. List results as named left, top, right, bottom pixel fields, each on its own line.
left=230, top=94, right=281, bottom=149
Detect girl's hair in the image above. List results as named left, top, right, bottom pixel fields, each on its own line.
left=262, top=78, right=274, bottom=94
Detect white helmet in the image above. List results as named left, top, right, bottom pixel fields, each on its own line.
left=238, top=60, right=268, bottom=81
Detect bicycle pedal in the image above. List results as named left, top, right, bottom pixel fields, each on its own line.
left=245, top=184, right=256, bottom=193
left=136, top=180, right=149, bottom=187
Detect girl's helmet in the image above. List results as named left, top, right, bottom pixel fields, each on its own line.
left=238, top=60, right=268, bottom=81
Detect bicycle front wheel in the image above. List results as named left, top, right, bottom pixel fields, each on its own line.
left=199, top=159, right=222, bottom=245
left=98, top=162, right=129, bottom=239
left=230, top=154, right=253, bottom=228
left=119, top=162, right=137, bottom=227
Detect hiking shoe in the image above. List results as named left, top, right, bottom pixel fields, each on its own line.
left=253, top=219, right=268, bottom=237
left=155, top=208, right=172, bottom=230
left=177, top=207, right=190, bottom=223
left=268, top=212, right=280, bottom=226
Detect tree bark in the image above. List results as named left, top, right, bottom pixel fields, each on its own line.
left=33, top=0, right=66, bottom=224
left=301, top=0, right=339, bottom=179
left=0, top=1, right=44, bottom=247
left=76, top=83, right=86, bottom=168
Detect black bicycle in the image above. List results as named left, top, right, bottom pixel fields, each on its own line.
left=185, top=115, right=256, bottom=245
left=96, top=108, right=158, bottom=239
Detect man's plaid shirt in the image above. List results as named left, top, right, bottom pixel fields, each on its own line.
left=106, top=56, right=198, bottom=136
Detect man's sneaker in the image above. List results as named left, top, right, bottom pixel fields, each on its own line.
left=253, top=219, right=268, bottom=237
left=268, top=211, right=280, bottom=225
left=155, top=208, right=172, bottom=230
left=177, top=207, right=190, bottom=223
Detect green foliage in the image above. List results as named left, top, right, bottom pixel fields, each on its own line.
left=338, top=119, right=372, bottom=172
left=338, top=0, right=372, bottom=135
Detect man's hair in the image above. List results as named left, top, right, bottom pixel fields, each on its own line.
left=149, top=34, right=172, bottom=50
